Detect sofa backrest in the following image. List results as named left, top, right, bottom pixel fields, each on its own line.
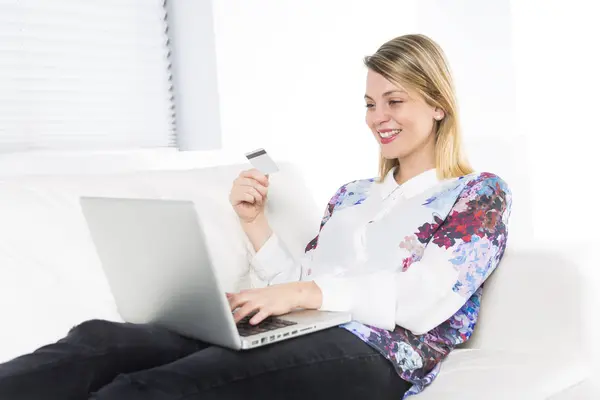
left=0, top=160, right=322, bottom=362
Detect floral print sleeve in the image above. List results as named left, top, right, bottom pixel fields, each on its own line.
left=397, top=172, right=511, bottom=313
left=424, top=172, right=511, bottom=298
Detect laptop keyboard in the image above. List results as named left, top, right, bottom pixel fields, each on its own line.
left=236, top=315, right=297, bottom=337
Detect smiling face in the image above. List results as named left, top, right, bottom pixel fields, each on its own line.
left=364, top=69, right=444, bottom=162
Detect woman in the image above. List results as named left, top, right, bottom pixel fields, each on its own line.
left=0, top=34, right=511, bottom=399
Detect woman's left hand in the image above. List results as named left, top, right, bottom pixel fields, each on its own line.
left=227, top=282, right=323, bottom=325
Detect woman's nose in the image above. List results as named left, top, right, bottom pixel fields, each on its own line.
left=371, top=107, right=391, bottom=126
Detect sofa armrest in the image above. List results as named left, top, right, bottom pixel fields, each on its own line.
left=415, top=349, right=590, bottom=400
left=547, top=378, right=598, bottom=399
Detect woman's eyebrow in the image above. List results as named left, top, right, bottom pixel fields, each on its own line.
left=364, top=90, right=408, bottom=100
left=382, top=90, right=408, bottom=96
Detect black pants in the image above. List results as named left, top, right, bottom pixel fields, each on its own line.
left=0, top=319, right=410, bottom=399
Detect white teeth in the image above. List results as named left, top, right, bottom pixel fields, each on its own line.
left=378, top=129, right=401, bottom=138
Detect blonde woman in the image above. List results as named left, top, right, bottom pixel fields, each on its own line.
left=0, top=34, right=511, bottom=400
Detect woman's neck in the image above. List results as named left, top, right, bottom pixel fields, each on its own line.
left=394, top=153, right=436, bottom=185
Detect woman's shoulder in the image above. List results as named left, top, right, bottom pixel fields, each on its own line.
left=458, top=171, right=511, bottom=195
left=329, top=177, right=377, bottom=208
left=452, top=171, right=512, bottom=215
left=339, top=176, right=378, bottom=193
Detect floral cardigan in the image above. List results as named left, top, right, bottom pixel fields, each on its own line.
left=303, top=171, right=512, bottom=397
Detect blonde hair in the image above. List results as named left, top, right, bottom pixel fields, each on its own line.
left=364, top=34, right=473, bottom=181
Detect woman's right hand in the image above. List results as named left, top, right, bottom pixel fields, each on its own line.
left=229, top=169, right=270, bottom=223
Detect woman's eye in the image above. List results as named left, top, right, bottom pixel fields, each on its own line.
left=389, top=100, right=404, bottom=106
left=365, top=104, right=375, bottom=109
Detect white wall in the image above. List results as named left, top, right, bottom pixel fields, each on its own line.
left=510, top=0, right=599, bottom=244
left=416, top=0, right=517, bottom=142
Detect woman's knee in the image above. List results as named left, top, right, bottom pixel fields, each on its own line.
left=68, top=319, right=119, bottom=338
left=65, top=319, right=133, bottom=348
left=67, top=319, right=200, bottom=354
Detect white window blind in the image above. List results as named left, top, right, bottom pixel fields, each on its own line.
left=0, top=0, right=175, bottom=152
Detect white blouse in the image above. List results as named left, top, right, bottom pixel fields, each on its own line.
left=249, top=168, right=494, bottom=334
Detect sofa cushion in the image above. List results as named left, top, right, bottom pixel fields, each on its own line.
left=416, top=348, right=589, bottom=400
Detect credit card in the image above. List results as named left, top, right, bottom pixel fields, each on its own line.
left=245, top=148, right=279, bottom=174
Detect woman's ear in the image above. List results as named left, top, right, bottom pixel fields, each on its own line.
left=433, top=107, right=445, bottom=121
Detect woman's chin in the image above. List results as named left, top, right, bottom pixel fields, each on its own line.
left=380, top=148, right=405, bottom=160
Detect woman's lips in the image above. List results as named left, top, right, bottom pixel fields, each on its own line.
left=380, top=134, right=398, bottom=144
left=378, top=129, right=401, bottom=144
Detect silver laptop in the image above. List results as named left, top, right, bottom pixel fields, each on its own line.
left=79, top=196, right=351, bottom=350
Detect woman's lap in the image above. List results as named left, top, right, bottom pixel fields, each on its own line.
left=0, top=319, right=410, bottom=400
left=95, top=326, right=409, bottom=399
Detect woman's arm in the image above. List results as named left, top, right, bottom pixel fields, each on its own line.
left=248, top=183, right=349, bottom=285
left=314, top=173, right=512, bottom=334
left=228, top=184, right=349, bottom=324
left=241, top=213, right=273, bottom=253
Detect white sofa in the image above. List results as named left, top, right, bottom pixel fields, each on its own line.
left=0, top=150, right=596, bottom=398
